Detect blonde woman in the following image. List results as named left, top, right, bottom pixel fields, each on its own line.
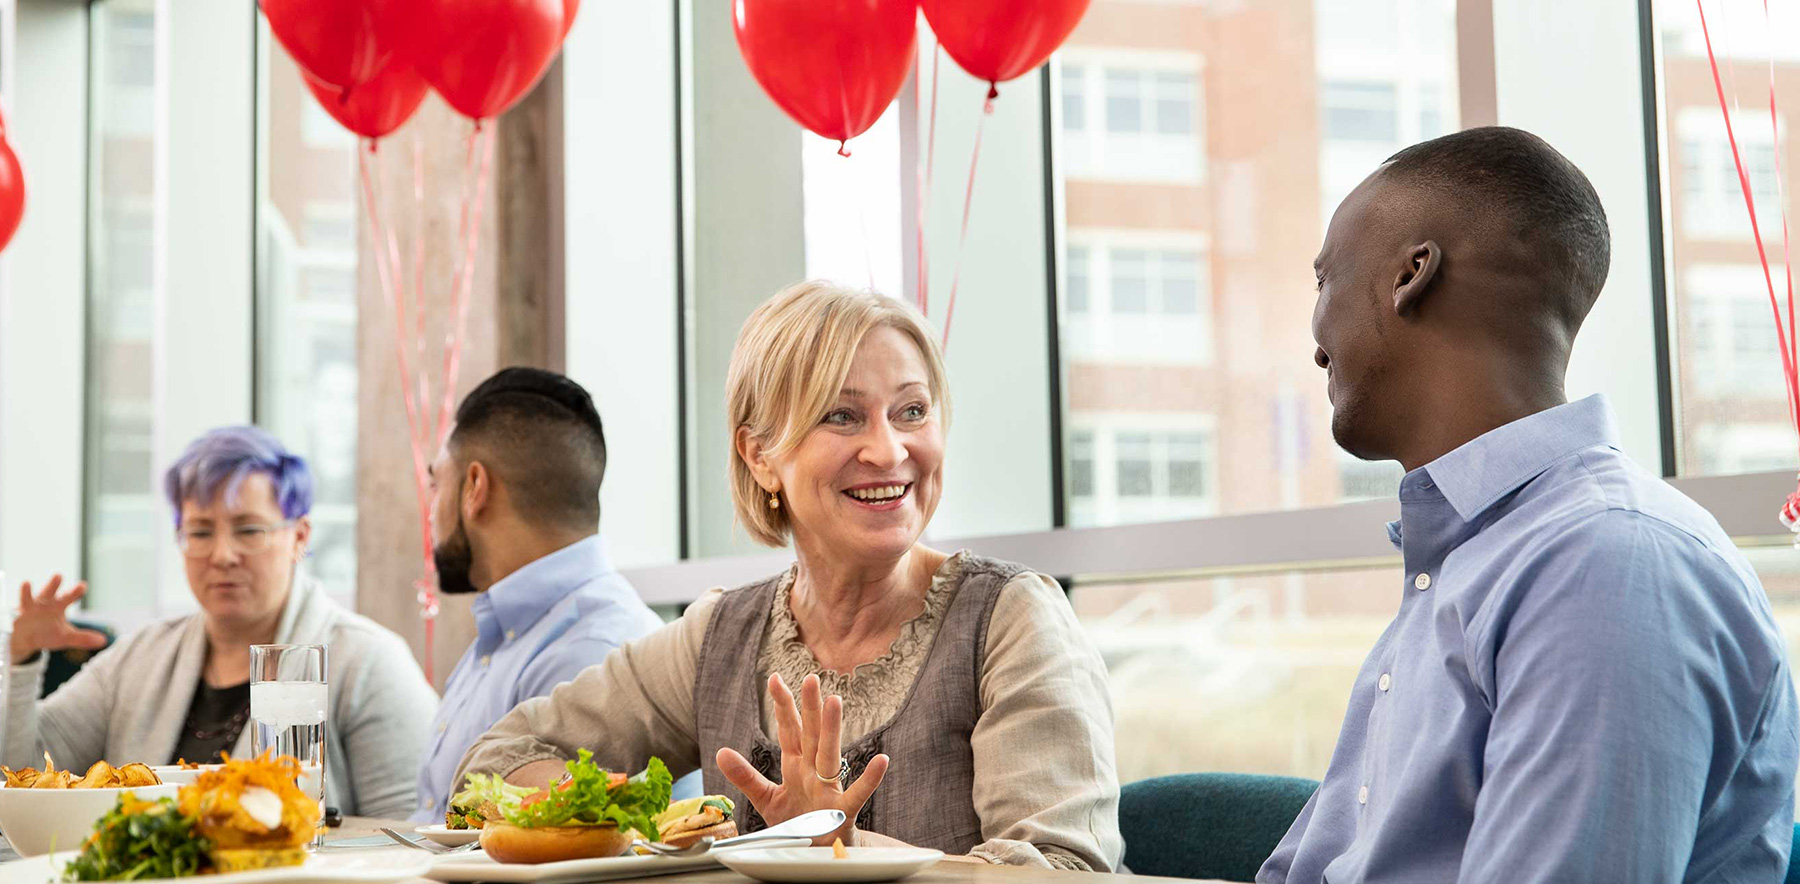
left=457, top=281, right=1121, bottom=870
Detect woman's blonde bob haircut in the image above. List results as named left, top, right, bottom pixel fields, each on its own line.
left=726, top=280, right=951, bottom=547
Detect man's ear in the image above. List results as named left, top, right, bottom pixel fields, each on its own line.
left=1394, top=240, right=1442, bottom=317
left=462, top=459, right=491, bottom=522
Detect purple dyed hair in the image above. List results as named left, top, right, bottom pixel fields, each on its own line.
left=163, top=426, right=314, bottom=528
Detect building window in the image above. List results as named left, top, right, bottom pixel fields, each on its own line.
left=1061, top=239, right=1214, bottom=365
left=1060, top=55, right=1205, bottom=184
left=1321, top=81, right=1400, bottom=142
left=1066, top=245, right=1091, bottom=313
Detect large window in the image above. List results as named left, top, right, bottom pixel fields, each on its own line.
left=84, top=0, right=158, bottom=610
left=1053, top=0, right=1455, bottom=527
left=1656, top=2, right=1800, bottom=476
left=253, top=23, right=361, bottom=600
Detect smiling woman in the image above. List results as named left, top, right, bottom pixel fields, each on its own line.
left=456, top=281, right=1124, bottom=871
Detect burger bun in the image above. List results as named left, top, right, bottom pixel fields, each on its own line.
left=478, top=822, right=633, bottom=864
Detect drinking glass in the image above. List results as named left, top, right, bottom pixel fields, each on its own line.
left=249, top=644, right=327, bottom=848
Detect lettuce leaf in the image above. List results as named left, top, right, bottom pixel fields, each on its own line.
left=501, top=751, right=673, bottom=841
left=450, top=773, right=535, bottom=815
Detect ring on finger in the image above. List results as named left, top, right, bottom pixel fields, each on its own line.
left=815, top=758, right=849, bottom=784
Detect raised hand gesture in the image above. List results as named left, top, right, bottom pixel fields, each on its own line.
left=11, top=576, right=108, bottom=665
left=716, top=673, right=889, bottom=846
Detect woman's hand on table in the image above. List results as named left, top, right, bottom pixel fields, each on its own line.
left=11, top=575, right=108, bottom=665
left=717, top=673, right=888, bottom=846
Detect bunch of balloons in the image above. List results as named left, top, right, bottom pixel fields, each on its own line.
left=733, top=0, right=1090, bottom=153
left=261, top=0, right=579, bottom=139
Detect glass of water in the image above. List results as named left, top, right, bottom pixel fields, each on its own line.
left=249, top=644, right=327, bottom=848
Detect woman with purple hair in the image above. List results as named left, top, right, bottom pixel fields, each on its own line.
left=1, top=426, right=438, bottom=818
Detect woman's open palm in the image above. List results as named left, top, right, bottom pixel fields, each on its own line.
left=11, top=576, right=108, bottom=665
left=716, top=673, right=889, bottom=845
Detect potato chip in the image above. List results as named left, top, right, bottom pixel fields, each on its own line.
left=2, top=756, right=161, bottom=789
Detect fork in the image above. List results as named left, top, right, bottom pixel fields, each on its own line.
left=377, top=828, right=483, bottom=854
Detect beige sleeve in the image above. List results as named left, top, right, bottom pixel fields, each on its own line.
left=454, top=588, right=723, bottom=785
left=966, top=573, right=1124, bottom=872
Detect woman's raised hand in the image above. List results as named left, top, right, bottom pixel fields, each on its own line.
left=716, top=673, right=889, bottom=846
left=11, top=576, right=108, bottom=665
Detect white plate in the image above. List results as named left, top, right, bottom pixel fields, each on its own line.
left=716, top=847, right=945, bottom=883
left=413, top=825, right=481, bottom=847
left=149, top=765, right=224, bottom=786
left=0, top=847, right=432, bottom=884
left=425, top=838, right=814, bottom=884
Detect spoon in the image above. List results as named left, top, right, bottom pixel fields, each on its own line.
left=633, top=809, right=847, bottom=858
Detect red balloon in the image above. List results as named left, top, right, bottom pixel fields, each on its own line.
left=921, top=0, right=1091, bottom=91
left=735, top=0, right=917, bottom=146
left=0, top=137, right=24, bottom=254
left=260, top=0, right=386, bottom=90
left=387, top=0, right=566, bottom=120
left=304, top=60, right=429, bottom=141
left=562, top=0, right=580, bottom=38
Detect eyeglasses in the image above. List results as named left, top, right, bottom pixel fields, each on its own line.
left=175, top=521, right=296, bottom=559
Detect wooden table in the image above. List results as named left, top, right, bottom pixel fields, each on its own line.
left=339, top=819, right=1222, bottom=884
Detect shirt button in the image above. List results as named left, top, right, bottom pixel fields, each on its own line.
left=1358, top=785, right=1369, bottom=805
left=1414, top=572, right=1432, bottom=591
left=505, top=630, right=516, bottom=641
left=1378, top=673, right=1391, bottom=692
left=480, top=655, right=491, bottom=667
left=437, top=722, right=447, bottom=733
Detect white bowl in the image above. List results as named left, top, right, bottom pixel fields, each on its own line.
left=0, top=782, right=182, bottom=856
left=150, top=764, right=223, bottom=785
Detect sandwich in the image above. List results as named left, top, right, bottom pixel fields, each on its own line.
left=652, top=796, right=736, bottom=849
left=474, top=751, right=672, bottom=864
left=176, top=753, right=321, bottom=872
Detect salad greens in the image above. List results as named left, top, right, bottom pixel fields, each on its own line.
left=447, top=773, right=537, bottom=826
left=501, top=751, right=673, bottom=841
left=62, top=796, right=212, bottom=881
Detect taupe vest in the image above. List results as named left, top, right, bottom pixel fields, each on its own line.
left=695, top=555, right=1023, bottom=854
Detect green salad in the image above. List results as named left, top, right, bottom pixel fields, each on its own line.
left=62, top=795, right=211, bottom=882
left=500, top=750, right=673, bottom=841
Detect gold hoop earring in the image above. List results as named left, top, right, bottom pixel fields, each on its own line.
left=768, top=491, right=780, bottom=510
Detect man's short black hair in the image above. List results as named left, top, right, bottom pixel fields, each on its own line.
left=1382, top=126, right=1612, bottom=330
left=449, top=366, right=607, bottom=529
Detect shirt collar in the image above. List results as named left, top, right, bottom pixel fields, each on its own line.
left=472, top=535, right=615, bottom=643
left=1419, top=394, right=1620, bottom=524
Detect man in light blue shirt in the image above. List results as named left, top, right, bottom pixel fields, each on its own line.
left=410, top=367, right=682, bottom=823
left=1263, top=127, right=1798, bottom=882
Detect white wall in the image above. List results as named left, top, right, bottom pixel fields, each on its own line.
left=0, top=1, right=88, bottom=593
left=1492, top=0, right=1666, bottom=473
left=151, top=0, right=255, bottom=609
left=561, top=0, right=682, bottom=567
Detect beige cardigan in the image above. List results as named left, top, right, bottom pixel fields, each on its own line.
left=4, top=577, right=438, bottom=818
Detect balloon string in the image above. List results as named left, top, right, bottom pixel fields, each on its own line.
left=916, top=44, right=941, bottom=314
left=411, top=131, right=430, bottom=445
left=435, top=123, right=497, bottom=450
left=1767, top=0, right=1800, bottom=463
left=940, top=94, right=993, bottom=351
left=1697, top=0, right=1800, bottom=528
left=359, top=143, right=439, bottom=683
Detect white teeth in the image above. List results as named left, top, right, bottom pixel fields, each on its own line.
left=848, top=484, right=908, bottom=502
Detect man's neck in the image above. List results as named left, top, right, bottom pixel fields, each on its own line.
left=473, top=526, right=596, bottom=592
left=1394, top=377, right=1568, bottom=473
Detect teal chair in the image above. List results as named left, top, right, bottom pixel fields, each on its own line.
left=1120, top=773, right=1318, bottom=882
left=1787, top=824, right=1800, bottom=884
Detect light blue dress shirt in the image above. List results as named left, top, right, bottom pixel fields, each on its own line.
left=411, top=535, right=680, bottom=822
left=1260, top=395, right=1799, bottom=883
